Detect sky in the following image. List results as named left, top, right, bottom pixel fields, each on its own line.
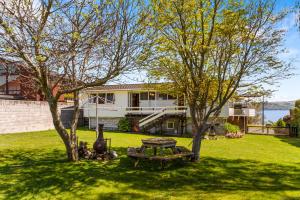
left=267, top=0, right=300, bottom=102
left=120, top=1, right=300, bottom=102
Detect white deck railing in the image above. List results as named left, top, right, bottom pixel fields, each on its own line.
left=126, top=106, right=187, bottom=114
left=228, top=108, right=256, bottom=117
left=138, top=106, right=187, bottom=127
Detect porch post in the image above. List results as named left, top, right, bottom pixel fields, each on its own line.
left=5, top=66, right=9, bottom=95
left=148, top=90, right=150, bottom=107
left=96, top=94, right=99, bottom=137
left=128, top=92, right=131, bottom=107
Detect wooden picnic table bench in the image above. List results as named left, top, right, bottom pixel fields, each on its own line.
left=127, top=146, right=194, bottom=169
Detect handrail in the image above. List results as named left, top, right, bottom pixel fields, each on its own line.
left=139, top=107, right=187, bottom=127
left=82, top=106, right=187, bottom=110
left=127, top=106, right=187, bottom=111
left=138, top=106, right=187, bottom=124
left=139, top=108, right=165, bottom=123
left=139, top=111, right=166, bottom=127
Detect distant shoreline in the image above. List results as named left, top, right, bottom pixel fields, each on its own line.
left=264, top=108, right=291, bottom=111
left=264, top=101, right=294, bottom=110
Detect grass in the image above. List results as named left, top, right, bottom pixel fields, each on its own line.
left=1, top=129, right=300, bottom=200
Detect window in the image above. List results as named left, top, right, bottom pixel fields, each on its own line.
left=89, top=94, right=97, bottom=103
left=90, top=93, right=115, bottom=104
left=140, top=92, right=148, bottom=100
left=0, top=65, right=5, bottom=75
left=98, top=93, right=106, bottom=104
left=106, top=93, right=115, bottom=103
left=167, top=121, right=175, bottom=129
left=168, top=94, right=176, bottom=100
left=149, top=92, right=156, bottom=100
left=158, top=93, right=168, bottom=100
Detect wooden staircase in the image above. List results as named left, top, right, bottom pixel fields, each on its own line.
left=139, top=107, right=187, bottom=128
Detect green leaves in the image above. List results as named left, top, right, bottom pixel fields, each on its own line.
left=144, top=0, right=290, bottom=129
left=72, top=32, right=81, bottom=40
left=36, top=55, right=47, bottom=62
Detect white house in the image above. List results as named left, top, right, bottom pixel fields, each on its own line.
left=81, top=83, right=255, bottom=135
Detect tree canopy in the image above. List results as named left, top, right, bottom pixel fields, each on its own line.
left=143, top=0, right=291, bottom=160
left=0, top=0, right=146, bottom=161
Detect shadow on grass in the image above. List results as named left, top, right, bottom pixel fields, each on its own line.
left=276, top=136, right=300, bottom=148
left=1, top=147, right=300, bottom=199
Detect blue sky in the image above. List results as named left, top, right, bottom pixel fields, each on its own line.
left=121, top=1, right=300, bottom=102
left=269, top=0, right=300, bottom=102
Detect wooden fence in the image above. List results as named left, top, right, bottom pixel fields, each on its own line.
left=247, top=125, right=298, bottom=137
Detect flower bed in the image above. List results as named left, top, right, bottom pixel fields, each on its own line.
left=225, top=132, right=244, bottom=139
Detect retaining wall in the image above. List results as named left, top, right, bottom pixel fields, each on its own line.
left=0, top=100, right=72, bottom=134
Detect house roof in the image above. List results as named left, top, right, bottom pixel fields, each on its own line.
left=85, top=83, right=161, bottom=91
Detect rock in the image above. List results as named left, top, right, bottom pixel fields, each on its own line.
left=110, top=151, right=118, bottom=159
left=78, top=141, right=90, bottom=159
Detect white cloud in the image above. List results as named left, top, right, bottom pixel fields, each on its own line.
left=279, top=12, right=297, bottom=31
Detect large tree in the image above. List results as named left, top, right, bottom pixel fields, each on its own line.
left=144, top=0, right=291, bottom=160
left=0, top=0, right=145, bottom=161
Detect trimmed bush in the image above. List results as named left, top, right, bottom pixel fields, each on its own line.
left=224, top=122, right=240, bottom=133
left=118, top=118, right=131, bottom=132
left=224, top=122, right=243, bottom=139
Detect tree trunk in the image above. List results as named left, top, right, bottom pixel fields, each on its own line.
left=191, top=126, right=203, bottom=161
left=66, top=133, right=78, bottom=161
left=68, top=91, right=80, bottom=161
left=47, top=97, right=79, bottom=161
left=70, top=91, right=80, bottom=134
left=191, top=123, right=211, bottom=161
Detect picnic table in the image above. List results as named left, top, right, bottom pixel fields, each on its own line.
left=127, top=137, right=194, bottom=168
left=140, top=137, right=177, bottom=155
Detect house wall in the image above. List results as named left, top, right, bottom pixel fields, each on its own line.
left=83, top=90, right=128, bottom=118
left=83, top=90, right=181, bottom=117
left=219, top=104, right=230, bottom=118
left=89, top=117, right=121, bottom=130
left=0, top=100, right=71, bottom=134
left=82, top=89, right=231, bottom=135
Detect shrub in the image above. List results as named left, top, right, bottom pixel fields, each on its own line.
left=295, top=99, right=300, bottom=108
left=224, top=122, right=240, bottom=133
left=118, top=118, right=131, bottom=132
left=224, top=123, right=243, bottom=139
left=274, top=118, right=286, bottom=127
left=291, top=100, right=300, bottom=130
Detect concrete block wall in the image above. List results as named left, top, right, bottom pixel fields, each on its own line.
left=0, top=100, right=71, bottom=134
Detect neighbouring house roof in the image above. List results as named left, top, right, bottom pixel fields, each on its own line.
left=85, top=83, right=163, bottom=91
left=0, top=79, right=20, bottom=88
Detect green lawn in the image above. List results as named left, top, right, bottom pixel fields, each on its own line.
left=1, top=130, right=300, bottom=200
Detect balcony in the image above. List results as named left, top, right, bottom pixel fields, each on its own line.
left=126, top=106, right=187, bottom=115
left=229, top=108, right=255, bottom=117
left=0, top=89, right=21, bottom=95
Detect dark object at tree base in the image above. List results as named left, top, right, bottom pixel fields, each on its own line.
left=93, top=124, right=107, bottom=154
left=78, top=141, right=116, bottom=161
left=78, top=125, right=115, bottom=161
left=78, top=141, right=92, bottom=159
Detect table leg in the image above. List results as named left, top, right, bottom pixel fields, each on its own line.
left=154, top=147, right=157, bottom=156
left=140, top=145, right=146, bottom=153
left=171, top=147, right=178, bottom=154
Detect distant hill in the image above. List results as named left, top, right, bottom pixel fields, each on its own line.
left=264, top=101, right=295, bottom=110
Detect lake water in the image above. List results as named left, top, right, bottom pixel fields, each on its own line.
left=264, top=109, right=290, bottom=123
